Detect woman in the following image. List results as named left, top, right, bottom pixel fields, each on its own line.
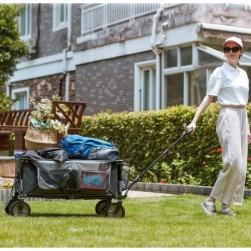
left=187, top=36, right=251, bottom=216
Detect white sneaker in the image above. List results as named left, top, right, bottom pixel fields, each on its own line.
left=201, top=201, right=217, bottom=215
left=220, top=208, right=236, bottom=216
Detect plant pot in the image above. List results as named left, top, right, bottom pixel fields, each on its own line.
left=0, top=156, right=15, bottom=178
left=24, top=127, right=57, bottom=150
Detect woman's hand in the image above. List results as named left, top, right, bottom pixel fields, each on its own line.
left=185, top=95, right=213, bottom=134
left=248, top=134, right=251, bottom=144
left=186, top=122, right=196, bottom=133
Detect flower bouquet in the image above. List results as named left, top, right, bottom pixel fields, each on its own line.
left=24, top=97, right=69, bottom=150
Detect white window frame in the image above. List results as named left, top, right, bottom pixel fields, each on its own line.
left=53, top=3, right=69, bottom=32
left=18, top=3, right=32, bottom=42
left=162, top=44, right=226, bottom=108
left=134, top=60, right=157, bottom=112
left=11, top=87, right=30, bottom=110
left=163, top=45, right=195, bottom=75
left=162, top=44, right=197, bottom=108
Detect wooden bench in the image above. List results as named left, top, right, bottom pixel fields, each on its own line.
left=0, top=101, right=86, bottom=152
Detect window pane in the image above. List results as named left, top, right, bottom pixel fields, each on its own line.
left=181, top=46, right=192, bottom=66
left=27, top=4, right=31, bottom=34
left=54, top=4, right=68, bottom=30
left=143, top=70, right=150, bottom=110
left=65, top=4, right=68, bottom=21
left=59, top=4, right=68, bottom=23
left=141, top=68, right=156, bottom=111
left=151, top=69, right=156, bottom=110
left=20, top=10, right=26, bottom=36
left=19, top=4, right=31, bottom=36
left=199, top=50, right=222, bottom=66
left=165, top=49, right=177, bottom=68
left=15, top=92, right=27, bottom=109
left=165, top=74, right=183, bottom=107
left=60, top=4, right=65, bottom=22
left=189, top=70, right=207, bottom=106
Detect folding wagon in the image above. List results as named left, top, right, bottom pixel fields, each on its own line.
left=5, top=156, right=129, bottom=218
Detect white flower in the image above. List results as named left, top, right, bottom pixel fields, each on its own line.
left=29, top=98, right=69, bottom=136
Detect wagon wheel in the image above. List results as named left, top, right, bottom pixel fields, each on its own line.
left=5, top=198, right=18, bottom=215
left=9, top=201, right=31, bottom=217
left=95, top=199, right=111, bottom=215
left=106, top=202, right=125, bottom=218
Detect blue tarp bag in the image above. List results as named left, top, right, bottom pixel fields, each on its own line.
left=60, top=134, right=120, bottom=160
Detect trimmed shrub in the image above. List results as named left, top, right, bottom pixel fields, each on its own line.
left=81, top=104, right=251, bottom=188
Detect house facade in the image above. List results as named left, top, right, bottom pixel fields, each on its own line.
left=7, top=3, right=251, bottom=115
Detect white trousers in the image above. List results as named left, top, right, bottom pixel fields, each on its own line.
left=210, top=107, right=249, bottom=205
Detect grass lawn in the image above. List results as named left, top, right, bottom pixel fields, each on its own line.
left=0, top=193, right=251, bottom=248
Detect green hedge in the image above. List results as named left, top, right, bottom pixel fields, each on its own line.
left=81, top=104, right=251, bottom=188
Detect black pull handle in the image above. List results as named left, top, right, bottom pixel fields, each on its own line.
left=182, top=128, right=193, bottom=136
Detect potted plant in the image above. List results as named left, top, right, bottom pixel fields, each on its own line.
left=24, top=97, right=69, bottom=150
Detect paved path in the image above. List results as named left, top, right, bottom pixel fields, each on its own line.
left=127, top=190, right=172, bottom=197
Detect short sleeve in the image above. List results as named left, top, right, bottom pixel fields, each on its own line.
left=206, top=68, right=222, bottom=96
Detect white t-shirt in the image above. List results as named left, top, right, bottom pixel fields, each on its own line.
left=206, top=62, right=249, bottom=106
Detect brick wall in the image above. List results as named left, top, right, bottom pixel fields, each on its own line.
left=10, top=72, right=76, bottom=102
left=31, top=4, right=68, bottom=58
left=75, top=51, right=155, bottom=115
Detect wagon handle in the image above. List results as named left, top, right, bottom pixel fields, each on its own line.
left=124, top=128, right=192, bottom=193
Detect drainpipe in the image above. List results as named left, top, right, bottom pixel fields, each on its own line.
left=63, top=3, right=72, bottom=101
left=4, top=82, right=10, bottom=97
left=150, top=4, right=165, bottom=110
left=62, top=48, right=70, bottom=101
left=150, top=5, right=165, bottom=49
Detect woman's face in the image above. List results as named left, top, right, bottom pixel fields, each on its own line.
left=224, top=42, right=243, bottom=66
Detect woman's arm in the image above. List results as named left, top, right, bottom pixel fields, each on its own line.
left=187, top=95, right=214, bottom=132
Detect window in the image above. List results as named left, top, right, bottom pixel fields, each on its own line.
left=19, top=4, right=31, bottom=41
left=12, top=87, right=29, bottom=110
left=162, top=45, right=221, bottom=107
left=142, top=68, right=156, bottom=110
left=163, top=70, right=208, bottom=108
left=151, top=44, right=251, bottom=110
left=199, top=50, right=222, bottom=66
left=181, top=47, right=192, bottom=66
left=134, top=61, right=157, bottom=111
left=164, top=46, right=193, bottom=69
left=189, top=70, right=207, bottom=105
left=164, top=74, right=184, bottom=107
left=164, top=48, right=177, bottom=68
left=53, top=4, right=68, bottom=31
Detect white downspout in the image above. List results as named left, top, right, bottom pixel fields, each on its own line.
left=150, top=5, right=165, bottom=110
left=63, top=49, right=70, bottom=101
left=63, top=3, right=72, bottom=101
left=4, top=82, right=10, bottom=97
left=150, top=5, right=165, bottom=49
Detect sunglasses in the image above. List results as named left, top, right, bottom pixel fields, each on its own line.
left=223, top=47, right=241, bottom=53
